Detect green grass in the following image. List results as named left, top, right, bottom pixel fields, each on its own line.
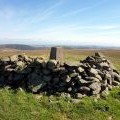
left=0, top=87, right=120, bottom=120
left=0, top=49, right=120, bottom=120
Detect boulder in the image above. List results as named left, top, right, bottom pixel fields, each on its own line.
left=89, top=82, right=101, bottom=95
left=47, top=60, right=58, bottom=70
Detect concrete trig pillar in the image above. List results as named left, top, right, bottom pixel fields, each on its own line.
left=49, top=47, right=64, bottom=63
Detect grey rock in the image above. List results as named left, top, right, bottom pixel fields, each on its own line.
left=89, top=82, right=101, bottom=95
left=101, top=84, right=107, bottom=92
left=6, top=68, right=15, bottom=72
left=42, top=69, right=51, bottom=75
left=95, top=74, right=102, bottom=81
left=41, top=61, right=47, bottom=69
left=75, top=93, right=84, bottom=99
left=78, top=67, right=84, bottom=73
left=65, top=75, right=71, bottom=83
left=71, top=99, right=81, bottom=103
left=78, top=79, right=92, bottom=84
left=43, top=75, right=52, bottom=82
left=79, top=86, right=90, bottom=93
left=32, top=82, right=46, bottom=93
left=27, top=73, right=44, bottom=92
left=86, top=56, right=95, bottom=62
left=5, top=65, right=12, bottom=69
left=99, top=62, right=110, bottom=70
left=76, top=75, right=82, bottom=80
left=0, top=76, right=4, bottom=86
left=105, top=73, right=111, bottom=79
left=112, top=81, right=120, bottom=86
left=21, top=67, right=32, bottom=74
left=0, top=53, right=120, bottom=98
left=14, top=74, right=24, bottom=81
left=88, top=68, right=98, bottom=76
left=85, top=77, right=100, bottom=82
left=59, top=82, right=66, bottom=87
left=61, top=93, right=71, bottom=98
left=113, top=72, right=120, bottom=82
left=108, top=85, right=113, bottom=90
left=53, top=77, right=59, bottom=84
left=69, top=72, right=78, bottom=78
left=47, top=60, right=57, bottom=70
left=7, top=74, right=14, bottom=84
left=103, top=80, right=108, bottom=86
left=67, top=87, right=72, bottom=92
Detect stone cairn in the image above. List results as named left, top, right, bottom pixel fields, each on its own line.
left=0, top=52, right=120, bottom=99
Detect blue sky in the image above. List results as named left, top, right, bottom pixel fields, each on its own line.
left=0, top=0, right=120, bottom=46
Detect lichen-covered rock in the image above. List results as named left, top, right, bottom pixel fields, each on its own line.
left=89, top=82, right=101, bottom=95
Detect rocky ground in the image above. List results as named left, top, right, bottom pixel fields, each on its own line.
left=0, top=52, right=120, bottom=99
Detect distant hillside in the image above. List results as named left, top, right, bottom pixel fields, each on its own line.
left=0, top=44, right=36, bottom=50
left=0, top=44, right=120, bottom=50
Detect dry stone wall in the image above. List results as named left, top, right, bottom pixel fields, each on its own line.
left=0, top=53, right=120, bottom=99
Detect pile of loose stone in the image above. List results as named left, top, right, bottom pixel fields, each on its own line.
left=0, top=52, right=120, bottom=99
